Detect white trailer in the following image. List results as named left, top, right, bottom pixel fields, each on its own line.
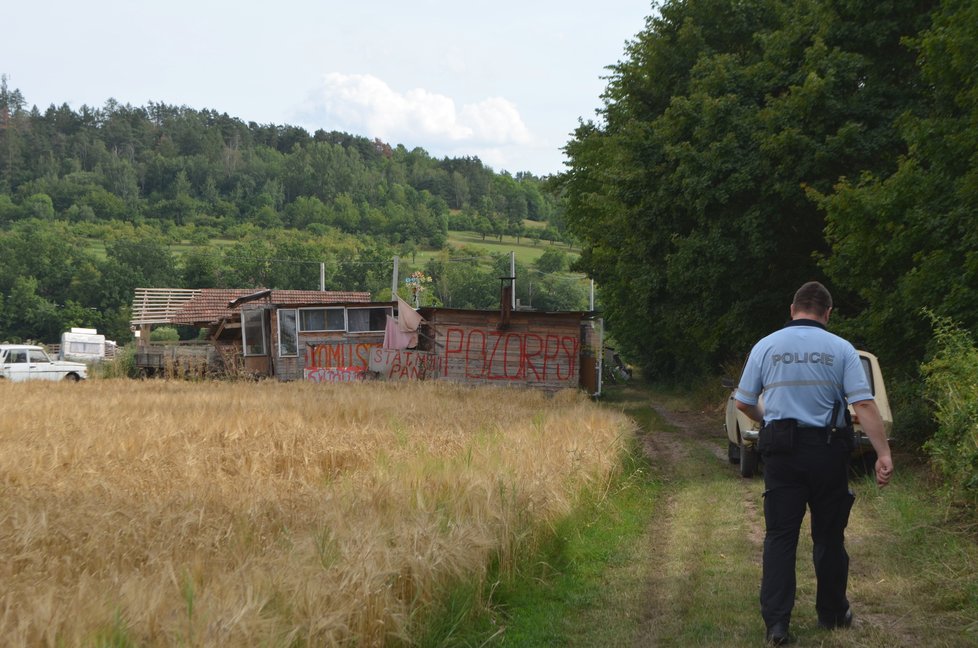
left=60, top=328, right=113, bottom=363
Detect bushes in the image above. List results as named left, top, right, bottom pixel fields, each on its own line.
left=150, top=326, right=180, bottom=342
left=921, top=315, right=978, bottom=506
left=93, top=345, right=138, bottom=379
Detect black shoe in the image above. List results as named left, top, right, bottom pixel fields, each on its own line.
left=766, top=621, right=791, bottom=645
left=817, top=607, right=853, bottom=630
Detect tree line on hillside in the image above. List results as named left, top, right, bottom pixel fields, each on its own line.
left=0, top=78, right=588, bottom=344
left=0, top=219, right=390, bottom=344
left=560, top=0, right=976, bottom=441
left=0, top=79, right=571, bottom=247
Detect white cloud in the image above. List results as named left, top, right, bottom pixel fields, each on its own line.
left=305, top=73, right=531, bottom=149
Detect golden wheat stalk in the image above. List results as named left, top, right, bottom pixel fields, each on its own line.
left=0, top=379, right=630, bottom=646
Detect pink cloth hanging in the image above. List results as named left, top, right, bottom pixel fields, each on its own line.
left=383, top=315, right=414, bottom=350
left=395, top=295, right=423, bottom=348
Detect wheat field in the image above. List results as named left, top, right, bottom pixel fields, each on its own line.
left=0, top=379, right=631, bottom=647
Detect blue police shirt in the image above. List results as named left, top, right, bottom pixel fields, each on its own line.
left=734, top=319, right=874, bottom=427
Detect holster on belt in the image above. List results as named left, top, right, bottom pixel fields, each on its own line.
left=829, top=400, right=856, bottom=451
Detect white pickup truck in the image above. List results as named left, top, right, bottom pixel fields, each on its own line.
left=0, top=344, right=88, bottom=382
left=723, top=350, right=893, bottom=477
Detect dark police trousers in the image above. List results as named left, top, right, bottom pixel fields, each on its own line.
left=760, top=429, right=855, bottom=629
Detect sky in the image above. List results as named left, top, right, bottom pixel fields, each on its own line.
left=2, top=1, right=653, bottom=177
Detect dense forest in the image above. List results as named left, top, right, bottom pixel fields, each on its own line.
left=560, top=0, right=977, bottom=443
left=0, top=77, right=577, bottom=344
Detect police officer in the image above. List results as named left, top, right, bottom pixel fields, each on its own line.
left=734, top=281, right=893, bottom=646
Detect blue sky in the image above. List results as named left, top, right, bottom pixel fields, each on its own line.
left=2, top=1, right=653, bottom=176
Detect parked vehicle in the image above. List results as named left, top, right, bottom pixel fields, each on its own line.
left=0, top=344, right=88, bottom=382
left=60, top=327, right=115, bottom=363
left=723, top=350, right=893, bottom=477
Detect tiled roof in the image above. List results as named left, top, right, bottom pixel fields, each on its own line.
left=171, top=288, right=371, bottom=325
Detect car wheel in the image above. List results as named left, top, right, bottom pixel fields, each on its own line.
left=728, top=441, right=740, bottom=464
left=740, top=442, right=758, bottom=478
left=64, top=373, right=81, bottom=382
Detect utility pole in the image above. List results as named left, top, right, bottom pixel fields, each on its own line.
left=391, top=256, right=399, bottom=297
left=510, top=251, right=516, bottom=310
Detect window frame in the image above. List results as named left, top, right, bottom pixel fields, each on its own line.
left=242, top=308, right=268, bottom=357
left=277, top=308, right=298, bottom=357
left=298, top=307, right=346, bottom=333
left=346, top=306, right=392, bottom=334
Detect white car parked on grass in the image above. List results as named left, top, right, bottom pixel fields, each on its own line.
left=0, top=344, right=88, bottom=382
left=723, top=350, right=893, bottom=477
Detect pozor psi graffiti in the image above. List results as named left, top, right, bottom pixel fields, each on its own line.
left=440, top=327, right=579, bottom=386
left=303, top=326, right=581, bottom=388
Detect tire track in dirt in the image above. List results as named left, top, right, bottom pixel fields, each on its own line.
left=645, top=400, right=765, bottom=544
left=630, top=397, right=767, bottom=647
left=646, top=402, right=729, bottom=464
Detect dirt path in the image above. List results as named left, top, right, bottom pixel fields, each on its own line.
left=641, top=401, right=729, bottom=465
left=614, top=389, right=978, bottom=648
left=623, top=395, right=767, bottom=646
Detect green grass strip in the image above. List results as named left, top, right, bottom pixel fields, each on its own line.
left=415, top=437, right=660, bottom=647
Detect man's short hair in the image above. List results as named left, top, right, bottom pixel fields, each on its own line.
left=793, top=281, right=833, bottom=316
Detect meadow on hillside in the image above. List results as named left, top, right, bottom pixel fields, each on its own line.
left=0, top=379, right=630, bottom=647
left=443, top=230, right=578, bottom=266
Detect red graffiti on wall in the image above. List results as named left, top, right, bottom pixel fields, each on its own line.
left=305, top=342, right=380, bottom=371
left=369, top=348, right=443, bottom=380
left=442, top=327, right=579, bottom=383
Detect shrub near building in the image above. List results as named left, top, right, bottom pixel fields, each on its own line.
left=921, top=316, right=978, bottom=507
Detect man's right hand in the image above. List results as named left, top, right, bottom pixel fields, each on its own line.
left=853, top=400, right=892, bottom=487
left=875, top=455, right=894, bottom=487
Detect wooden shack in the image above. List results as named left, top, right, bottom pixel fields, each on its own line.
left=245, top=294, right=393, bottom=382
left=130, top=288, right=387, bottom=379
left=131, top=288, right=602, bottom=392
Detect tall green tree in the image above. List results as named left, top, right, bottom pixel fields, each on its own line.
left=425, top=252, right=498, bottom=310
left=96, top=231, right=178, bottom=311
left=180, top=246, right=223, bottom=288
left=560, top=0, right=935, bottom=379
left=2, top=276, right=62, bottom=342
left=818, top=0, right=978, bottom=379
left=0, top=219, right=91, bottom=304
left=0, top=75, right=28, bottom=192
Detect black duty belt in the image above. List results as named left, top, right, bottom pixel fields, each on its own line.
left=796, top=425, right=852, bottom=445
